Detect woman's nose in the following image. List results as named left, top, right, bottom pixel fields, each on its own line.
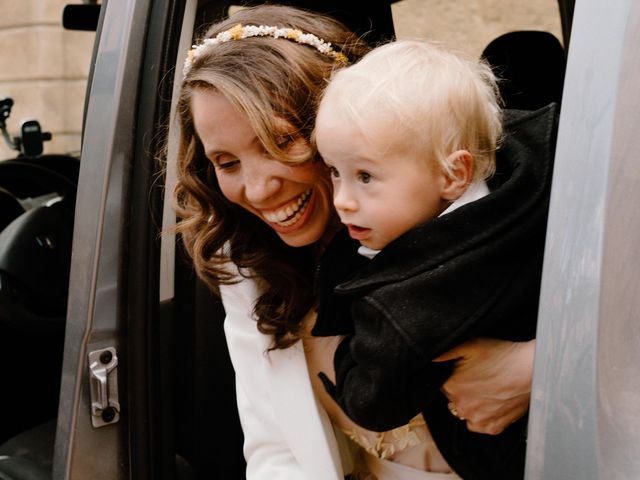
left=243, top=158, right=281, bottom=204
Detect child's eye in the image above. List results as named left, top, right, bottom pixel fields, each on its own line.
left=358, top=171, right=372, bottom=184
left=328, top=166, right=340, bottom=178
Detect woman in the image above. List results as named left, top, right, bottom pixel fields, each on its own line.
left=173, top=5, right=534, bottom=478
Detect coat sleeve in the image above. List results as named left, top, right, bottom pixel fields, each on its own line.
left=321, top=296, right=453, bottom=433
left=221, top=274, right=345, bottom=480
left=221, top=278, right=309, bottom=479
left=234, top=378, right=309, bottom=479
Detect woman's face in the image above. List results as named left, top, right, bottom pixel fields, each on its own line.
left=191, top=88, right=334, bottom=247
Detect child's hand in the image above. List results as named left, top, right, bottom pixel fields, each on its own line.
left=433, top=338, right=535, bottom=435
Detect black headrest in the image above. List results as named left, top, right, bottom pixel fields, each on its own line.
left=482, top=31, right=566, bottom=111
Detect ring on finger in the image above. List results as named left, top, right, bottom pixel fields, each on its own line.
left=447, top=401, right=466, bottom=420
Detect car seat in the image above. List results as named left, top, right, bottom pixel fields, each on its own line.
left=0, top=421, right=55, bottom=480
left=0, top=156, right=77, bottom=457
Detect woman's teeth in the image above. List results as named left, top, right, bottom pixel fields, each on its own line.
left=264, top=189, right=312, bottom=227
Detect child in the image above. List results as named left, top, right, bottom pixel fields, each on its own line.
left=312, top=39, right=558, bottom=479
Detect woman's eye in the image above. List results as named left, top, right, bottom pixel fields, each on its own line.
left=261, top=141, right=289, bottom=159
left=277, top=137, right=293, bottom=150
left=270, top=134, right=296, bottom=153
left=214, top=158, right=240, bottom=171
left=328, top=166, right=340, bottom=178
left=358, top=171, right=372, bottom=184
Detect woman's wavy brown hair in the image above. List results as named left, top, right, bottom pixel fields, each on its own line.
left=173, top=5, right=370, bottom=349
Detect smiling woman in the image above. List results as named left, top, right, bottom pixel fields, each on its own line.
left=170, top=6, right=376, bottom=479
left=174, top=6, right=372, bottom=359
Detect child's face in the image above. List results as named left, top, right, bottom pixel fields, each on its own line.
left=315, top=112, right=450, bottom=250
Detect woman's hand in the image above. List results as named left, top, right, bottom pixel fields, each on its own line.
left=434, top=338, right=535, bottom=435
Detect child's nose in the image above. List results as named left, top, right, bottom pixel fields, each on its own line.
left=333, top=184, right=357, bottom=212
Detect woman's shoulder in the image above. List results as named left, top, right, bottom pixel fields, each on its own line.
left=219, top=270, right=258, bottom=313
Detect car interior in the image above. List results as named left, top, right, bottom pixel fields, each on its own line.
left=0, top=1, right=573, bottom=478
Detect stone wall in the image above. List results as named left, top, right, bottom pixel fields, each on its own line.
left=0, top=0, right=94, bottom=159
left=0, top=0, right=562, bottom=160
left=392, top=0, right=562, bottom=57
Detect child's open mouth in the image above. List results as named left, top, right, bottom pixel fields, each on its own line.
left=346, top=224, right=371, bottom=240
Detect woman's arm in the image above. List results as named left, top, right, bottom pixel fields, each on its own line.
left=234, top=379, right=309, bottom=479
left=221, top=275, right=344, bottom=479
left=321, top=300, right=451, bottom=432
left=221, top=279, right=309, bottom=479
left=434, top=338, right=535, bottom=435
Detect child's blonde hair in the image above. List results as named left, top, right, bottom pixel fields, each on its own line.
left=318, top=39, right=503, bottom=181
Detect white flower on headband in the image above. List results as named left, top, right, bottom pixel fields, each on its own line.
left=183, top=23, right=348, bottom=77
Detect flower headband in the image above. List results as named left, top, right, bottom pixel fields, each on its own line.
left=183, top=23, right=349, bottom=77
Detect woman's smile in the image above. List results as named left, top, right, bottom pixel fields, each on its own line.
left=262, top=188, right=312, bottom=227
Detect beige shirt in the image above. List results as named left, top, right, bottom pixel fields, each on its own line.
left=302, top=321, right=455, bottom=474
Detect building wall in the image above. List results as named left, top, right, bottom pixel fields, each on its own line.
left=0, top=0, right=562, bottom=160
left=392, top=0, right=562, bottom=57
left=0, top=0, right=93, bottom=159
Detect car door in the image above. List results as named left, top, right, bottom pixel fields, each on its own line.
left=53, top=0, right=206, bottom=477
left=526, top=0, right=640, bottom=478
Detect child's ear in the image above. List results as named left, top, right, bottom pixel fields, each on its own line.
left=441, top=150, right=474, bottom=201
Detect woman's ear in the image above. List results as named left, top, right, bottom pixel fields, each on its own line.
left=441, top=150, right=474, bottom=201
